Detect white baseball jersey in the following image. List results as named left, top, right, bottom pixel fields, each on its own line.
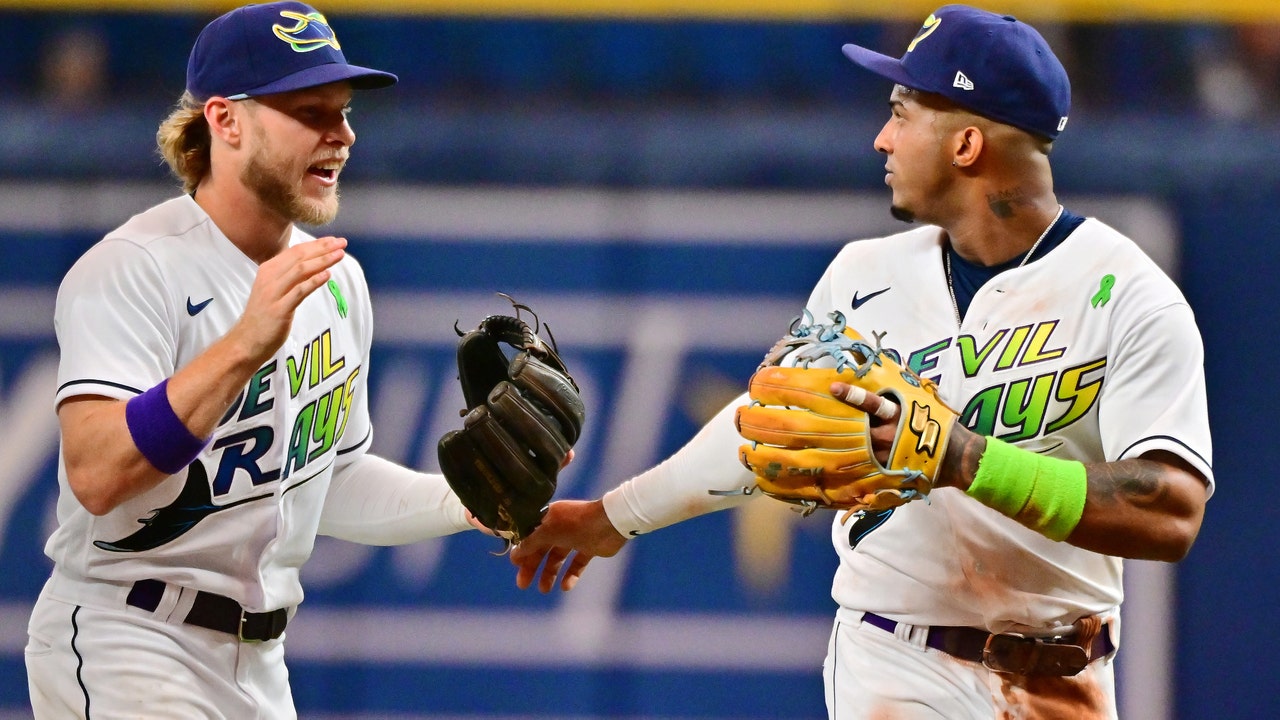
left=805, top=218, right=1213, bottom=634
left=605, top=214, right=1212, bottom=638
left=48, top=194, right=373, bottom=612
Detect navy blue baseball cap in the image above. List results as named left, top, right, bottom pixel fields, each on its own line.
left=186, top=1, right=397, bottom=100
left=842, top=5, right=1070, bottom=140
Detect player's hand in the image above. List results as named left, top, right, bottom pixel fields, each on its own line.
left=830, top=381, right=899, bottom=466
left=229, top=236, right=347, bottom=362
left=461, top=451, right=575, bottom=540
left=510, top=499, right=627, bottom=593
left=831, top=380, right=979, bottom=491
left=465, top=510, right=516, bottom=540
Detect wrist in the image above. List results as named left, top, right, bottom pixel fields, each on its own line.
left=220, top=324, right=276, bottom=373
left=125, top=379, right=211, bottom=475
left=936, top=424, right=985, bottom=491
left=964, top=437, right=1087, bottom=541
left=599, top=489, right=641, bottom=538
left=588, top=498, right=628, bottom=550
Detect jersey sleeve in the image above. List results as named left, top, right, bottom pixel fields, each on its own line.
left=601, top=392, right=759, bottom=536
left=319, top=454, right=471, bottom=543
left=804, top=251, right=842, bottom=317
left=1099, top=300, right=1214, bottom=493
left=54, top=238, right=176, bottom=406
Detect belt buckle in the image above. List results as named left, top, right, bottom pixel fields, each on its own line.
left=237, top=610, right=261, bottom=643
left=982, top=633, right=1089, bottom=676
left=241, top=608, right=288, bottom=643
left=237, top=609, right=286, bottom=643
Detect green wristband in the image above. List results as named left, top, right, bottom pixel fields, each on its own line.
left=966, top=437, right=1087, bottom=542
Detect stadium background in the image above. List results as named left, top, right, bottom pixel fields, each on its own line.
left=0, top=2, right=1275, bottom=718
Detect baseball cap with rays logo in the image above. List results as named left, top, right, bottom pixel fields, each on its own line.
left=841, top=4, right=1070, bottom=140
left=186, top=1, right=397, bottom=100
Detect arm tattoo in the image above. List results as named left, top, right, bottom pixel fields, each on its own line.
left=1085, top=459, right=1169, bottom=510
left=940, top=425, right=985, bottom=490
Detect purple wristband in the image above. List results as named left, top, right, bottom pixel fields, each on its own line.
left=125, top=379, right=210, bottom=474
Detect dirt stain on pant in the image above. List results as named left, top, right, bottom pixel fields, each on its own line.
left=996, top=617, right=1110, bottom=720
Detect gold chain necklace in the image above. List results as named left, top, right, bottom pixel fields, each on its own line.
left=944, top=204, right=1064, bottom=326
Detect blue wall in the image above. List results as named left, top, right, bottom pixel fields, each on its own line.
left=0, top=9, right=1277, bottom=719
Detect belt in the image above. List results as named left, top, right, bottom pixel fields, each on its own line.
left=126, top=579, right=287, bottom=643
left=861, top=612, right=1115, bottom=677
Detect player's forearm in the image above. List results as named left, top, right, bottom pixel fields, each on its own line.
left=941, top=427, right=1207, bottom=561
left=319, top=454, right=472, bottom=544
left=1070, top=453, right=1207, bottom=561
left=601, top=394, right=758, bottom=537
left=165, top=326, right=278, bottom=438
left=60, top=331, right=273, bottom=515
left=60, top=397, right=170, bottom=515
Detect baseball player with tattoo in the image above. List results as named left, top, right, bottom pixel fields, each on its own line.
left=25, top=3, right=488, bottom=717
left=512, top=5, right=1212, bottom=718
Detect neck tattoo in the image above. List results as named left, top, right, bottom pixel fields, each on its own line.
left=944, top=204, right=1064, bottom=326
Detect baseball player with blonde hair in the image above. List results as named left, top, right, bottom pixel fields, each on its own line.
left=25, top=3, right=483, bottom=717
left=512, top=6, right=1212, bottom=718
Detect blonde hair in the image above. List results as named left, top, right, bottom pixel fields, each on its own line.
left=156, top=92, right=211, bottom=193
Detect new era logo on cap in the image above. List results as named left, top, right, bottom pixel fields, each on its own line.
left=186, top=1, right=396, bottom=100
left=840, top=4, right=1071, bottom=140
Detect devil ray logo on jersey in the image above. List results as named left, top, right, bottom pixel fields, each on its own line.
left=848, top=508, right=895, bottom=549
left=96, top=328, right=360, bottom=552
left=94, top=460, right=271, bottom=552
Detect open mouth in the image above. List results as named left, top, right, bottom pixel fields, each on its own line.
left=309, top=165, right=340, bottom=181
left=307, top=162, right=343, bottom=184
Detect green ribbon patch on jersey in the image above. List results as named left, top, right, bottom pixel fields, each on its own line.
left=1091, top=274, right=1115, bottom=308
left=327, top=279, right=349, bottom=319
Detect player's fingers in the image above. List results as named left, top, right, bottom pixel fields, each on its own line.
left=466, top=510, right=505, bottom=538
left=510, top=533, right=550, bottom=569
left=252, top=238, right=346, bottom=311
left=270, top=236, right=346, bottom=278
left=831, top=381, right=899, bottom=421
left=513, top=551, right=543, bottom=590
left=281, top=268, right=335, bottom=310
left=310, top=235, right=348, bottom=252
left=270, top=236, right=347, bottom=275
left=538, top=547, right=571, bottom=594
left=560, top=552, right=593, bottom=592
left=282, top=240, right=346, bottom=293
left=287, top=235, right=347, bottom=261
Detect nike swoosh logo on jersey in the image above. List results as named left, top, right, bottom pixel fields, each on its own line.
left=187, top=296, right=214, bottom=316
left=850, top=287, right=891, bottom=310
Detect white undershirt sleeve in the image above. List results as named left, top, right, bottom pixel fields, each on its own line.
left=601, top=393, right=759, bottom=536
left=318, top=453, right=473, bottom=545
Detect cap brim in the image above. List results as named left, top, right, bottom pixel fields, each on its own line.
left=841, top=43, right=918, bottom=89
left=236, top=63, right=397, bottom=98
